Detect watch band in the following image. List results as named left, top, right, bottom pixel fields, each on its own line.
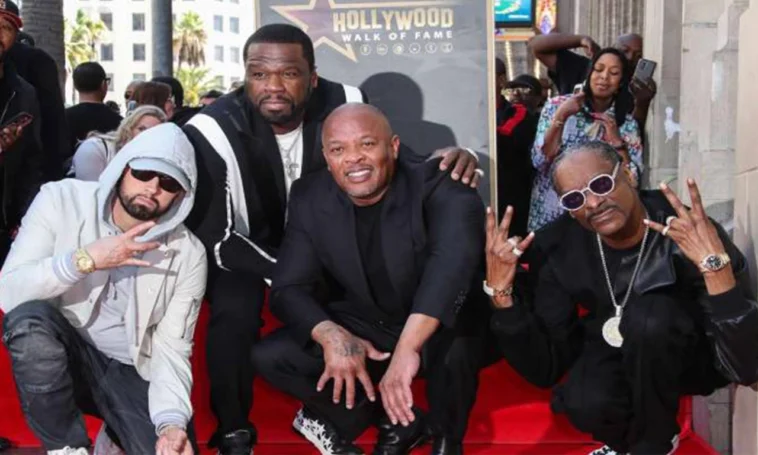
left=698, top=253, right=731, bottom=273
left=483, top=280, right=513, bottom=298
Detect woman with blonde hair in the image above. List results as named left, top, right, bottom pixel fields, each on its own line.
left=70, top=105, right=168, bottom=181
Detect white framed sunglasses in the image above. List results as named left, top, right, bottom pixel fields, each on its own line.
left=559, top=162, right=620, bottom=211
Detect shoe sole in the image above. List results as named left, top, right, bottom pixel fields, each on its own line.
left=292, top=421, right=353, bottom=455
left=372, top=431, right=430, bottom=455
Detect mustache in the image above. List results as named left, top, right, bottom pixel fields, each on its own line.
left=259, top=95, right=294, bottom=104
left=587, top=203, right=619, bottom=222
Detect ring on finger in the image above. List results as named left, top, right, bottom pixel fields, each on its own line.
left=507, top=237, right=519, bottom=248
left=512, top=247, right=523, bottom=257
left=474, top=169, right=485, bottom=177
left=665, top=216, right=677, bottom=226
left=662, top=226, right=671, bottom=237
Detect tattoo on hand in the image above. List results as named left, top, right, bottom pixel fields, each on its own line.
left=314, top=321, right=365, bottom=357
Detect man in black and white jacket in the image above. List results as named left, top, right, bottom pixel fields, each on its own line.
left=183, top=23, right=482, bottom=454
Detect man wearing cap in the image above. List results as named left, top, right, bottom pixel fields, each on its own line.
left=2, top=0, right=67, bottom=179
left=0, top=0, right=45, bottom=264
left=0, top=123, right=207, bottom=455
left=496, top=74, right=542, bottom=238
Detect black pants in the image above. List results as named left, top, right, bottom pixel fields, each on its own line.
left=205, top=269, right=266, bottom=440
left=251, top=327, right=484, bottom=442
left=552, top=293, right=728, bottom=454
left=1, top=301, right=199, bottom=454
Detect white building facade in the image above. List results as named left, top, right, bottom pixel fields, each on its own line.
left=63, top=0, right=256, bottom=107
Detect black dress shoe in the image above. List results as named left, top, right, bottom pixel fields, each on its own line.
left=217, top=429, right=254, bottom=455
left=292, top=407, right=366, bottom=455
left=431, top=436, right=463, bottom=455
left=372, top=408, right=429, bottom=455
left=0, top=437, right=10, bottom=452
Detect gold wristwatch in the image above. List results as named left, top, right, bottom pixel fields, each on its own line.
left=73, top=248, right=96, bottom=274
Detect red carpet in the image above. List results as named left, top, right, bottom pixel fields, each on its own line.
left=0, top=303, right=719, bottom=454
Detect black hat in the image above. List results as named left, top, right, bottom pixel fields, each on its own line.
left=0, top=0, right=22, bottom=29
left=504, top=74, right=542, bottom=94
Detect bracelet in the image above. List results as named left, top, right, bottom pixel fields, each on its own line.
left=482, top=280, right=513, bottom=298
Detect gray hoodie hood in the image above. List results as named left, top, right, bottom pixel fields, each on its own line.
left=96, top=123, right=197, bottom=242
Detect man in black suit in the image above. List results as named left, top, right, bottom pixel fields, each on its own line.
left=251, top=103, right=486, bottom=455
left=182, top=24, right=482, bottom=453
left=485, top=141, right=758, bottom=455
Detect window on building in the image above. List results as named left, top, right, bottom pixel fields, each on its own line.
left=106, top=73, right=114, bottom=91
left=213, top=15, right=223, bottom=32
left=133, top=44, right=146, bottom=61
left=101, top=43, right=114, bottom=61
left=230, top=46, right=240, bottom=63
left=214, top=45, right=224, bottom=62
left=230, top=17, right=239, bottom=34
left=230, top=0, right=239, bottom=4
left=100, top=12, right=113, bottom=31
left=132, top=13, right=145, bottom=31
left=214, top=76, right=224, bottom=89
left=133, top=73, right=147, bottom=81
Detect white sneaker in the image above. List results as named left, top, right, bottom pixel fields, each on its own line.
left=94, top=425, right=126, bottom=455
left=588, top=434, right=679, bottom=455
left=47, top=447, right=89, bottom=455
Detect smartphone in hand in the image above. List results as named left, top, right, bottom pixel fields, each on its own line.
left=1, top=112, right=33, bottom=131
left=633, top=59, right=657, bottom=84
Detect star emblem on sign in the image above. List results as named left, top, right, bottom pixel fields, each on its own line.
left=270, top=0, right=358, bottom=61
left=270, top=0, right=460, bottom=62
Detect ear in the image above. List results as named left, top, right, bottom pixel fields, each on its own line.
left=311, top=69, right=319, bottom=88
left=390, top=135, right=400, bottom=159
left=622, top=163, right=638, bottom=187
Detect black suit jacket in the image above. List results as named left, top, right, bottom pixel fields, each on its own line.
left=493, top=190, right=758, bottom=387
left=270, top=159, right=485, bottom=350
left=183, top=77, right=423, bottom=281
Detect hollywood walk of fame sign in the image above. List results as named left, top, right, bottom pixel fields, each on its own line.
left=255, top=0, right=498, bottom=205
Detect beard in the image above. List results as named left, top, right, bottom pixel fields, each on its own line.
left=255, top=85, right=312, bottom=126
left=117, top=188, right=172, bottom=221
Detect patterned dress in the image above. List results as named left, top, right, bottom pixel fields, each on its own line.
left=527, top=95, right=643, bottom=232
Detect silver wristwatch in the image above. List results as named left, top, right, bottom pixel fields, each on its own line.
left=698, top=253, right=730, bottom=273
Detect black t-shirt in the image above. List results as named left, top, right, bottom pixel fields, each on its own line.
left=597, top=240, right=645, bottom=314
left=65, top=102, right=122, bottom=152
left=354, top=199, right=401, bottom=318
left=549, top=49, right=591, bottom=95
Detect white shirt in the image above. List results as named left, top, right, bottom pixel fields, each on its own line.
left=275, top=123, right=304, bottom=197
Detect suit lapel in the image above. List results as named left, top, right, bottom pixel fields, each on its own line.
left=380, top=170, right=415, bottom=302
left=322, top=184, right=374, bottom=305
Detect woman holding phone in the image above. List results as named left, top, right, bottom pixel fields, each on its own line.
left=528, top=47, right=643, bottom=232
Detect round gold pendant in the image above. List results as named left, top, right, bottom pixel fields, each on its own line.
left=602, top=316, right=623, bottom=348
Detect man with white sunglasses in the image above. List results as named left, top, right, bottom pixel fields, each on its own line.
left=483, top=141, right=758, bottom=455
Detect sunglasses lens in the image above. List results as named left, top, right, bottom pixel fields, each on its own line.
left=130, top=168, right=182, bottom=193
left=159, top=177, right=182, bottom=193
left=589, top=175, right=615, bottom=195
left=561, top=191, right=585, bottom=211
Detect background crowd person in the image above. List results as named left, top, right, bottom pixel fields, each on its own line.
left=70, top=105, right=167, bottom=180
left=199, top=90, right=223, bottom=106
left=528, top=31, right=655, bottom=129
left=66, top=62, right=123, bottom=155
left=0, top=1, right=45, bottom=263
left=124, top=80, right=142, bottom=105
left=528, top=48, right=642, bottom=232
left=131, top=81, right=175, bottom=118
left=153, top=76, right=198, bottom=126
left=496, top=74, right=542, bottom=238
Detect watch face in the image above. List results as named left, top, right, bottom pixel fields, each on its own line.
left=704, top=255, right=724, bottom=271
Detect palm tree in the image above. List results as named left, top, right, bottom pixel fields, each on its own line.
left=64, top=10, right=106, bottom=102
left=18, top=0, right=66, bottom=94
left=173, top=12, right=207, bottom=70
left=176, top=67, right=222, bottom=106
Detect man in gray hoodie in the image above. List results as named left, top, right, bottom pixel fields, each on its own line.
left=0, top=123, right=207, bottom=455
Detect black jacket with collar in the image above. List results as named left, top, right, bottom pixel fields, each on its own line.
left=0, top=62, right=44, bottom=242
left=270, top=158, right=485, bottom=350
left=183, top=77, right=423, bottom=281
left=492, top=190, right=758, bottom=387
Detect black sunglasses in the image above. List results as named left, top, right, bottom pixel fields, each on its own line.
left=129, top=168, right=183, bottom=193
left=559, top=162, right=620, bottom=211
